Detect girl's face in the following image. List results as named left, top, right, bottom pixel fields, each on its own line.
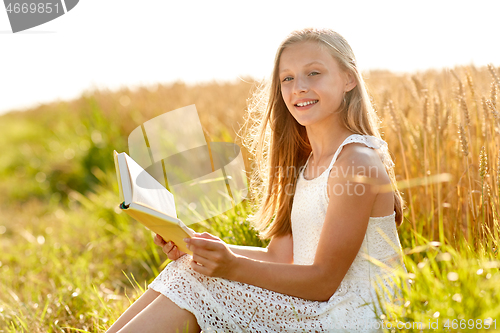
left=278, top=41, right=356, bottom=127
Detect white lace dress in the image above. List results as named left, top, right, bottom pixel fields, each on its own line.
left=148, top=134, right=406, bottom=332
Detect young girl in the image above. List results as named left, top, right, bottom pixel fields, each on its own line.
left=107, top=27, right=406, bottom=333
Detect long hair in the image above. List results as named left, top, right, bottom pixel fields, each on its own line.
left=243, top=28, right=404, bottom=240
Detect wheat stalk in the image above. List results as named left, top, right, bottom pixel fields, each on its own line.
left=491, top=82, right=497, bottom=110
left=444, top=105, right=451, bottom=136
left=485, top=100, right=500, bottom=133
left=386, top=99, right=416, bottom=239
left=467, top=70, right=483, bottom=137
left=485, top=182, right=491, bottom=203
left=460, top=97, right=471, bottom=128
left=433, top=94, right=442, bottom=241
left=466, top=71, right=476, bottom=98
left=458, top=121, right=475, bottom=238
left=487, top=64, right=500, bottom=90
left=451, top=69, right=465, bottom=98
left=484, top=181, right=492, bottom=233
left=434, top=96, right=441, bottom=134
left=485, top=100, right=499, bottom=118
left=458, top=124, right=469, bottom=157
left=422, top=94, right=429, bottom=131
left=480, top=146, right=488, bottom=179
left=481, top=97, right=490, bottom=135
left=412, top=75, right=425, bottom=99
left=497, top=149, right=500, bottom=208
left=386, top=100, right=401, bottom=132
left=479, top=146, right=489, bottom=228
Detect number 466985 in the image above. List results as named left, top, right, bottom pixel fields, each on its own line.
left=6, top=3, right=60, bottom=14
left=444, top=319, right=496, bottom=330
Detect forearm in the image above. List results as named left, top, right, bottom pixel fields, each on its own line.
left=227, top=244, right=274, bottom=262
left=229, top=256, right=337, bottom=301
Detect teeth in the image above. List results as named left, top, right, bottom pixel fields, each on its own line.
left=297, top=100, right=318, bottom=107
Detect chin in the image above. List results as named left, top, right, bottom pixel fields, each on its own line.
left=291, top=115, right=317, bottom=127
left=295, top=120, right=314, bottom=128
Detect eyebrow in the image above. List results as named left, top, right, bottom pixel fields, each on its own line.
left=279, top=61, right=325, bottom=74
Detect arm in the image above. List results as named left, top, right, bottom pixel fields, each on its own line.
left=227, top=233, right=293, bottom=263
left=186, top=146, right=389, bottom=301
left=155, top=232, right=293, bottom=264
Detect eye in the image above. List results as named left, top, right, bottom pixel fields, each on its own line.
left=282, top=76, right=293, bottom=82
left=309, top=71, right=320, bottom=76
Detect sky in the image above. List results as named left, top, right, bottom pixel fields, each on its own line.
left=1, top=0, right=499, bottom=115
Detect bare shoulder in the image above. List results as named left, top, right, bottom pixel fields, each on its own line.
left=326, top=143, right=394, bottom=216
left=331, top=143, right=390, bottom=184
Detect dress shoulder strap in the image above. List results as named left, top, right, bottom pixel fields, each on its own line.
left=326, top=134, right=395, bottom=171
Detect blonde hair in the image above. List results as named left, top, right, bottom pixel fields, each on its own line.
left=243, top=28, right=404, bottom=240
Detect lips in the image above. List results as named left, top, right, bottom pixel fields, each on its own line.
left=294, top=99, right=319, bottom=108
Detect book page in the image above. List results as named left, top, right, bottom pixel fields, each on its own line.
left=123, top=153, right=177, bottom=218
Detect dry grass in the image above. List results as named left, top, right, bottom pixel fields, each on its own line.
left=1, top=65, right=499, bottom=332
left=367, top=65, right=500, bottom=249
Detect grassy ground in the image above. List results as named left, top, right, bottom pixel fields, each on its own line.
left=0, top=67, right=499, bottom=332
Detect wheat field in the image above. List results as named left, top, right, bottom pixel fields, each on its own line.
left=0, top=66, right=499, bottom=332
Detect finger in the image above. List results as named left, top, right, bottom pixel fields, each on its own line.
left=189, top=243, right=211, bottom=259
left=196, top=232, right=220, bottom=241
left=189, top=243, right=217, bottom=261
left=170, top=245, right=187, bottom=258
left=154, top=234, right=166, bottom=246
left=167, top=247, right=180, bottom=260
left=168, top=244, right=176, bottom=253
left=191, top=252, right=213, bottom=268
left=162, top=242, right=175, bottom=254
left=188, top=237, right=221, bottom=251
left=189, top=256, right=215, bottom=276
left=190, top=259, right=210, bottom=275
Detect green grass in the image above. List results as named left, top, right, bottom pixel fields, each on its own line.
left=0, top=88, right=266, bottom=332
left=0, top=77, right=499, bottom=332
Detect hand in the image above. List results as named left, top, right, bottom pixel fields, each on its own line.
left=154, top=234, right=186, bottom=261
left=184, top=232, right=239, bottom=279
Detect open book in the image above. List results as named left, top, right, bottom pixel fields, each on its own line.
left=113, top=150, right=195, bottom=255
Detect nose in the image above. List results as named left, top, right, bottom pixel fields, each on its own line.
left=293, top=76, right=308, bottom=94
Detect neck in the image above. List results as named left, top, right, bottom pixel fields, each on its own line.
left=305, top=115, right=353, bottom=163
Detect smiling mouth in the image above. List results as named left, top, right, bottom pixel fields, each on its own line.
left=295, top=100, right=319, bottom=107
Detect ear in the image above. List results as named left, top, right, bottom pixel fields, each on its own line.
left=344, top=71, right=357, bottom=92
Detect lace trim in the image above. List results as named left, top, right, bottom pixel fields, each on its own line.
left=299, top=134, right=395, bottom=184
left=343, top=134, right=395, bottom=169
